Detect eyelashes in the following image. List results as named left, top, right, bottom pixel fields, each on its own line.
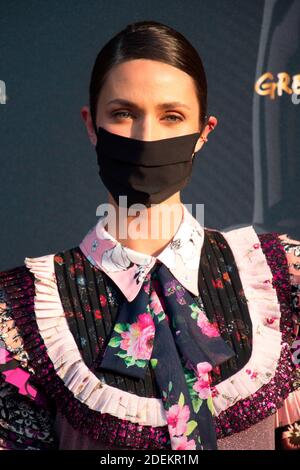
left=111, top=111, right=184, bottom=122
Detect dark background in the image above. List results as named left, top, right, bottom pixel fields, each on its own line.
left=0, top=0, right=299, bottom=270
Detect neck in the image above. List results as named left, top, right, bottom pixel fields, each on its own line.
left=105, top=192, right=183, bottom=257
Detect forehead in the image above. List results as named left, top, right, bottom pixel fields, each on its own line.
left=99, top=59, right=198, bottom=104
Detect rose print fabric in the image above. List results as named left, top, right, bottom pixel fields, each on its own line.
left=51, top=223, right=255, bottom=450
left=97, top=258, right=235, bottom=450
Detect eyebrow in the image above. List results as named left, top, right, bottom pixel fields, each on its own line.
left=106, top=99, right=191, bottom=111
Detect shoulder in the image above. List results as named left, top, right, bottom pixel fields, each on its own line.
left=0, top=252, right=61, bottom=372
left=219, top=225, right=300, bottom=334
left=216, top=224, right=300, bottom=279
left=0, top=258, right=51, bottom=397
left=205, top=226, right=300, bottom=439
left=0, top=259, right=57, bottom=449
left=0, top=262, right=35, bottom=378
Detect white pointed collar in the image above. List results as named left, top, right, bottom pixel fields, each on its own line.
left=79, top=203, right=205, bottom=302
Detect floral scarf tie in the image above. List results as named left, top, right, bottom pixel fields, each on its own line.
left=97, top=258, right=235, bottom=450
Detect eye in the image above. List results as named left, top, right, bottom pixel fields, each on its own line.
left=112, top=111, right=133, bottom=120
left=163, top=114, right=183, bottom=122
left=111, top=111, right=184, bottom=122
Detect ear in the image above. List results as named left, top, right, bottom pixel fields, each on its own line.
left=193, top=116, right=218, bottom=155
left=81, top=105, right=98, bottom=146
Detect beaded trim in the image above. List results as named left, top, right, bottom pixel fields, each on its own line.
left=214, top=232, right=299, bottom=437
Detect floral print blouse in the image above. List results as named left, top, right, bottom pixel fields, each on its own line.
left=0, top=203, right=299, bottom=450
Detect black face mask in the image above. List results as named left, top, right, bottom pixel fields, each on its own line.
left=95, top=126, right=201, bottom=208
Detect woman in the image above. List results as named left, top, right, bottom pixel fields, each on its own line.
left=0, top=20, right=299, bottom=451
